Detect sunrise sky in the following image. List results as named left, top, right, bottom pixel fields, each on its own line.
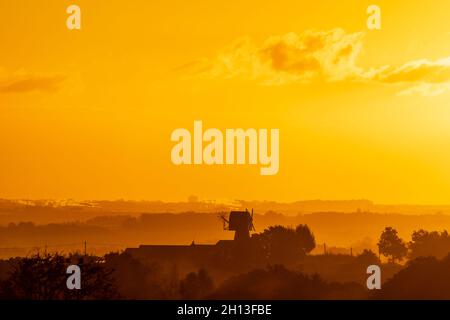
left=1, top=0, right=450, bottom=204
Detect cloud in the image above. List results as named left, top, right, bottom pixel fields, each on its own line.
left=371, top=58, right=450, bottom=84
left=366, top=58, right=450, bottom=96
left=202, top=29, right=364, bottom=85
left=193, top=29, right=450, bottom=95
left=397, top=83, right=450, bottom=97
left=0, top=72, right=65, bottom=93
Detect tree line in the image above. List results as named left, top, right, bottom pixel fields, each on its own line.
left=1, top=224, right=450, bottom=299
left=378, top=227, right=450, bottom=263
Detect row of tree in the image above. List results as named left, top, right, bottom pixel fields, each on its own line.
left=378, top=227, right=450, bottom=263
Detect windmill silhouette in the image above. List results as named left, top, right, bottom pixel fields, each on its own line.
left=219, top=209, right=255, bottom=241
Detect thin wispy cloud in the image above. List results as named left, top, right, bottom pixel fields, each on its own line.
left=369, top=57, right=450, bottom=96
left=0, top=72, right=65, bottom=94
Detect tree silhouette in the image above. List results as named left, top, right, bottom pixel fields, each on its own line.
left=377, top=227, right=407, bottom=263
left=409, top=229, right=450, bottom=260
left=179, top=269, right=214, bottom=299
left=254, top=224, right=316, bottom=264
left=105, top=252, right=170, bottom=299
left=1, top=253, right=67, bottom=299
left=356, top=249, right=380, bottom=265
left=209, top=265, right=367, bottom=299
left=295, top=224, right=316, bottom=254
left=0, top=253, right=118, bottom=299
left=375, top=255, right=450, bottom=299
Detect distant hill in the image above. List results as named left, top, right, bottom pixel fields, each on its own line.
left=1, top=198, right=450, bottom=225
left=2, top=202, right=450, bottom=258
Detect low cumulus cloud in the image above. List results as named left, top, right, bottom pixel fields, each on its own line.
left=191, top=28, right=450, bottom=96
left=0, top=71, right=65, bottom=93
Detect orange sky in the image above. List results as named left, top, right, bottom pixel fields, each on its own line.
left=0, top=0, right=450, bottom=204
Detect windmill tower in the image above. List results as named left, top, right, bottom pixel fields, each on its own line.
left=219, top=209, right=255, bottom=241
